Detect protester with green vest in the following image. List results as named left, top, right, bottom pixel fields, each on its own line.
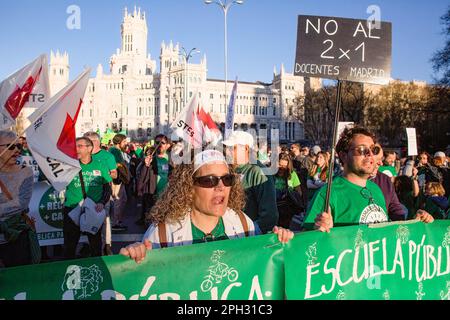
left=304, top=126, right=434, bottom=232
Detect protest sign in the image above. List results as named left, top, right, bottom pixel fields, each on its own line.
left=294, top=15, right=392, bottom=84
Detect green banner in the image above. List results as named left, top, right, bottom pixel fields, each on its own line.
left=285, top=220, right=450, bottom=300
left=0, top=221, right=449, bottom=300
left=0, top=233, right=285, bottom=300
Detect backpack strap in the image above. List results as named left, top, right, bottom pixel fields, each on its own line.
left=78, top=171, right=87, bottom=199
left=157, top=222, right=168, bottom=248
left=237, top=211, right=249, bottom=237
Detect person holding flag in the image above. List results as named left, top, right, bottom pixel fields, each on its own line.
left=303, top=126, right=434, bottom=232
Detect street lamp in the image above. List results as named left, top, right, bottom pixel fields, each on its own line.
left=180, top=47, right=200, bottom=108
left=204, top=0, right=244, bottom=111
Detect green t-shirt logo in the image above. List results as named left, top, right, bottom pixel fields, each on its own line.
left=359, top=204, right=388, bottom=224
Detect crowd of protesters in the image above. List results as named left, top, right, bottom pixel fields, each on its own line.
left=0, top=125, right=448, bottom=268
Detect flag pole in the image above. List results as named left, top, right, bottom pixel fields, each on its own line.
left=324, top=80, right=343, bottom=213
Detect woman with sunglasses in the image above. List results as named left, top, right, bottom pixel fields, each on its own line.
left=120, top=149, right=293, bottom=263
left=0, top=130, right=40, bottom=267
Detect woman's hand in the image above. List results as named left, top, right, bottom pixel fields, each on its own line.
left=119, top=239, right=152, bottom=263
left=272, top=226, right=294, bottom=243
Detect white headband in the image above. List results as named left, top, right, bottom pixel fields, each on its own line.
left=193, top=150, right=228, bottom=173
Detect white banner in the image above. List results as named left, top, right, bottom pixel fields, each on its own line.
left=406, top=128, right=418, bottom=156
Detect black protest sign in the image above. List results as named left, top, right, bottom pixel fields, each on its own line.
left=294, top=15, right=392, bottom=84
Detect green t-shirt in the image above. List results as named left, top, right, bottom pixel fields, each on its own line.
left=135, top=148, right=143, bottom=159
left=108, top=146, right=125, bottom=164
left=92, top=149, right=117, bottom=173
left=64, top=159, right=112, bottom=208
left=378, top=165, right=397, bottom=178
left=275, top=171, right=301, bottom=199
left=236, top=162, right=278, bottom=233
left=191, top=217, right=229, bottom=244
left=156, top=154, right=170, bottom=196
left=303, top=176, right=388, bottom=230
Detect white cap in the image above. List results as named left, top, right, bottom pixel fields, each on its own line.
left=311, top=145, right=321, bottom=155
left=434, top=151, right=446, bottom=158
left=193, top=150, right=228, bottom=173
left=221, top=131, right=254, bottom=149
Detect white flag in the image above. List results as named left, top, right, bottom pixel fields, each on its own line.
left=170, top=92, right=221, bottom=148
left=225, top=77, right=238, bottom=139
left=0, top=54, right=50, bottom=130
left=26, top=69, right=91, bottom=191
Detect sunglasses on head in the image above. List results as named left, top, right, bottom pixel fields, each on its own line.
left=351, top=145, right=381, bottom=157
left=0, top=143, right=22, bottom=151
left=193, top=174, right=235, bottom=188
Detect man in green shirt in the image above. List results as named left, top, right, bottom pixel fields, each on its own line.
left=222, top=131, right=278, bottom=234
left=304, top=126, right=433, bottom=232
left=84, top=131, right=117, bottom=255
left=378, top=150, right=398, bottom=180
left=63, top=137, right=112, bottom=259
left=108, top=134, right=129, bottom=231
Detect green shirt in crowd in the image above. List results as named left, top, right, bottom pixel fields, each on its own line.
left=64, top=159, right=112, bottom=208
left=303, top=176, right=388, bottom=230
left=108, top=146, right=125, bottom=164
left=275, top=171, right=301, bottom=200
left=156, top=153, right=170, bottom=196
left=236, top=162, right=278, bottom=234
left=135, top=147, right=143, bottom=159
left=92, top=149, right=117, bottom=173
left=378, top=165, right=397, bottom=178
left=191, top=217, right=229, bottom=244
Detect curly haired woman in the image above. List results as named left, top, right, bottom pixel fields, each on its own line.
left=120, top=149, right=293, bottom=263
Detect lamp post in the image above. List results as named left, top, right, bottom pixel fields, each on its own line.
left=204, top=0, right=243, bottom=111
left=180, top=47, right=200, bottom=108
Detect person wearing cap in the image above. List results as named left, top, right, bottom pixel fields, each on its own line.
left=120, top=150, right=293, bottom=262
left=63, top=137, right=112, bottom=259
left=221, top=131, right=279, bottom=234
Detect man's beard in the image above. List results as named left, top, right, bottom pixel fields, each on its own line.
left=348, top=160, right=374, bottom=178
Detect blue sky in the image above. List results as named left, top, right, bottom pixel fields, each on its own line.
left=0, top=0, right=448, bottom=84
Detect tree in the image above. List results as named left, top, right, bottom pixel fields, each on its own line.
left=431, top=6, right=450, bottom=86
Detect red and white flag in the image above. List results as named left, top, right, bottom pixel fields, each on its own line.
left=0, top=54, right=49, bottom=130
left=171, top=92, right=222, bottom=148
left=25, top=69, right=91, bottom=191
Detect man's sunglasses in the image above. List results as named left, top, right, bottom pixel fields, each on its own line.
left=0, top=143, right=22, bottom=151
left=156, top=140, right=167, bottom=145
left=193, top=174, right=235, bottom=188
left=351, top=145, right=381, bottom=157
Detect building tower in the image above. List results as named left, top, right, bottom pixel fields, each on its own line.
left=49, top=50, right=69, bottom=96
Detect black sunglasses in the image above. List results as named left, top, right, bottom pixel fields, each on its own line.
left=350, top=145, right=381, bottom=157
left=193, top=174, right=235, bottom=188
left=0, top=143, right=22, bottom=151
